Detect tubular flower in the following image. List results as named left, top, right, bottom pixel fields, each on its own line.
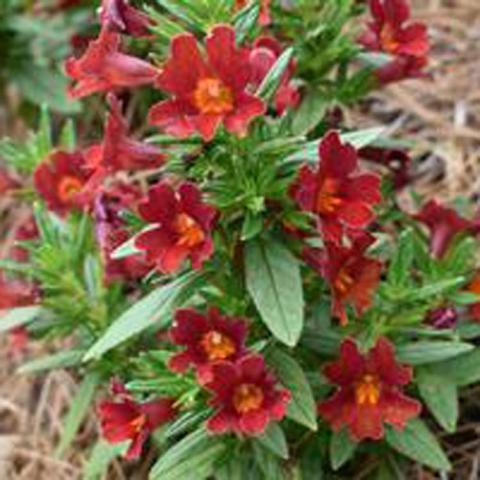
left=94, top=184, right=153, bottom=283
left=249, top=36, right=300, bottom=115
left=290, top=131, right=381, bottom=244
left=359, top=0, right=429, bottom=84
left=98, top=381, right=177, bottom=459
left=204, top=355, right=291, bottom=436
left=86, top=94, right=165, bottom=173
left=168, top=307, right=248, bottom=383
left=65, top=26, right=157, bottom=98
left=135, top=182, right=217, bottom=274
left=414, top=199, right=480, bottom=259
left=99, top=0, right=153, bottom=37
left=34, top=150, right=94, bottom=216
left=148, top=25, right=265, bottom=141
left=318, top=337, right=421, bottom=441
left=305, top=233, right=382, bottom=325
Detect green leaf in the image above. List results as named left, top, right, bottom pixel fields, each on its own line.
left=387, top=228, right=414, bottom=287
left=59, top=119, right=76, bottom=151
left=110, top=235, right=142, bottom=260
left=252, top=441, right=285, bottom=479
left=55, top=372, right=101, bottom=458
left=245, top=239, right=304, bottom=347
left=241, top=211, right=264, bottom=241
left=18, top=350, right=85, bottom=374
left=385, top=419, right=451, bottom=472
left=257, top=423, right=289, bottom=460
left=256, top=48, right=294, bottom=103
left=84, top=440, right=128, bottom=480
left=0, top=306, right=43, bottom=333
left=84, top=271, right=204, bottom=361
left=330, top=429, right=357, bottom=470
left=234, top=2, right=259, bottom=44
left=417, top=368, right=458, bottom=433
left=395, top=341, right=473, bottom=365
left=406, top=277, right=465, bottom=302
left=291, top=89, right=328, bottom=136
left=266, top=348, right=317, bottom=431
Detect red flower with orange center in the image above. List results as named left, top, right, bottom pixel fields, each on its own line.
left=168, top=307, right=248, bottom=383
left=34, top=150, right=94, bottom=216
left=290, top=131, right=381, bottom=244
left=318, top=337, right=421, bottom=441
left=204, top=355, right=291, bottom=436
left=134, top=181, right=217, bottom=274
left=148, top=25, right=265, bottom=141
left=304, top=233, right=382, bottom=325
left=65, top=26, right=157, bottom=98
left=98, top=381, right=177, bottom=459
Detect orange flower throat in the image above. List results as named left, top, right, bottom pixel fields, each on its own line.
left=57, top=176, right=83, bottom=202
left=174, top=213, right=205, bottom=248
left=355, top=374, right=381, bottom=406
left=316, top=178, right=342, bottom=214
left=380, top=24, right=400, bottom=54
left=233, top=383, right=264, bottom=414
left=193, top=77, right=234, bottom=115
left=334, top=267, right=354, bottom=295
left=129, top=414, right=147, bottom=433
left=201, top=330, right=236, bottom=361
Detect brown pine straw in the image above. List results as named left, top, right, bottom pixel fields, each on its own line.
left=1, top=0, right=480, bottom=478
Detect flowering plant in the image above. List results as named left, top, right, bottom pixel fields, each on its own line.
left=2, top=0, right=480, bottom=478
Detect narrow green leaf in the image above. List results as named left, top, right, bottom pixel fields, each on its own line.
left=387, top=228, right=414, bottom=287
left=256, top=48, right=294, bottom=102
left=19, top=350, right=85, bottom=374
left=55, top=372, right=101, bottom=458
left=257, top=423, right=289, bottom=460
left=330, top=429, right=357, bottom=470
left=395, top=341, right=473, bottom=365
left=245, top=239, right=304, bottom=346
left=267, top=348, right=317, bottom=430
left=291, top=89, right=328, bottom=136
left=110, top=235, right=142, bottom=260
left=59, top=119, right=76, bottom=151
left=385, top=419, right=451, bottom=472
left=0, top=306, right=43, bottom=333
left=241, top=212, right=263, bottom=241
left=84, top=440, right=128, bottom=480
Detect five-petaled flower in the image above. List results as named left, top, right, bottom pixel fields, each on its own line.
left=290, top=131, right=381, bottom=244
left=99, top=0, right=152, bottom=37
left=86, top=94, right=165, bottom=174
left=148, top=25, right=265, bottom=141
left=168, top=307, right=248, bottom=383
left=34, top=150, right=94, bottom=216
left=65, top=26, right=157, bottom=98
left=415, top=199, right=480, bottom=259
left=98, top=381, right=177, bottom=459
left=318, top=337, right=421, bottom=441
left=135, top=181, right=217, bottom=274
left=204, top=354, right=291, bottom=436
left=359, top=0, right=429, bottom=84
left=305, top=233, right=382, bottom=325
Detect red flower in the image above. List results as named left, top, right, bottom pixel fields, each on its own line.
left=135, top=182, right=217, bottom=274
left=148, top=25, right=265, bottom=141
left=99, top=0, right=152, bottom=37
left=65, top=26, right=157, bottom=98
left=86, top=94, right=165, bottom=173
left=235, top=0, right=271, bottom=26
left=249, top=36, right=300, bottom=115
left=0, top=168, right=19, bottom=194
left=305, top=233, right=382, bottom=325
left=290, top=131, right=381, bottom=243
left=168, top=307, right=248, bottom=383
left=94, top=184, right=153, bottom=283
left=318, top=337, right=421, bottom=441
left=0, top=276, right=37, bottom=309
left=466, top=274, right=480, bottom=322
left=10, top=217, right=39, bottom=263
left=359, top=0, right=429, bottom=84
left=34, top=150, right=94, bottom=216
left=98, top=382, right=177, bottom=459
left=415, top=200, right=480, bottom=259
left=7, top=327, right=29, bottom=358
left=204, top=355, right=290, bottom=436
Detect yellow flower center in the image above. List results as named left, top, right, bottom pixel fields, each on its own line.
left=355, top=374, right=381, bottom=406
left=200, top=330, right=236, bottom=361
left=233, top=383, right=264, bottom=414
left=174, top=213, right=205, bottom=248
left=316, top=178, right=342, bottom=214
left=57, top=176, right=83, bottom=202
left=334, top=267, right=354, bottom=295
left=193, top=78, right=234, bottom=115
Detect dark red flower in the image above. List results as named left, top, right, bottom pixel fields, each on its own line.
left=359, top=146, right=411, bottom=189
left=148, top=25, right=265, bottom=141
left=235, top=0, right=271, bottom=26
left=305, top=233, right=382, bottom=325
left=415, top=199, right=480, bottom=259
left=249, top=36, right=300, bottom=115
left=375, top=55, right=428, bottom=84
left=98, top=382, right=177, bottom=459
left=10, top=217, right=39, bottom=263
left=318, top=337, right=421, bottom=441
left=65, top=26, right=157, bottom=98
left=34, top=150, right=94, bottom=216
left=86, top=94, right=165, bottom=173
left=0, top=276, right=37, bottom=309
left=204, top=355, right=290, bottom=436
left=99, top=0, right=152, bottom=37
left=425, top=307, right=458, bottom=330
left=466, top=274, right=480, bottom=322
left=94, top=183, right=153, bottom=283
left=135, top=182, right=216, bottom=274
left=290, top=131, right=381, bottom=244
left=168, top=307, right=248, bottom=383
